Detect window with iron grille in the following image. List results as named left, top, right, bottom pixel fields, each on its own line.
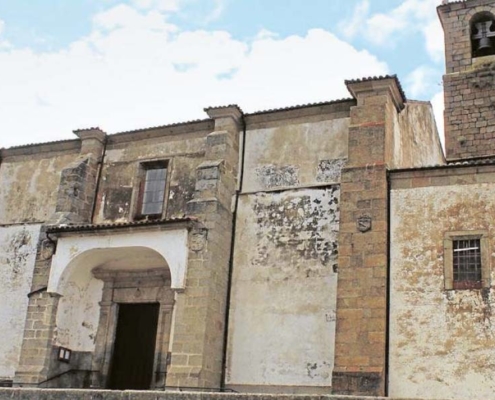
left=136, top=161, right=168, bottom=219
left=444, top=231, right=490, bottom=291
left=453, top=238, right=482, bottom=289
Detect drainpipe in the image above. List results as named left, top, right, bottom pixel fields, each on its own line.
left=90, top=138, right=107, bottom=224
left=385, top=172, right=392, bottom=397
left=220, top=115, right=247, bottom=390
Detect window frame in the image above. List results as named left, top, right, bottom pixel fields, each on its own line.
left=444, top=230, right=490, bottom=290
left=133, top=160, right=170, bottom=220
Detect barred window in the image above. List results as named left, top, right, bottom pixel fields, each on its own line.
left=453, top=238, right=482, bottom=289
left=444, top=231, right=490, bottom=291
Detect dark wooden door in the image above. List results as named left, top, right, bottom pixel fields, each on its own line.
left=108, top=303, right=160, bottom=390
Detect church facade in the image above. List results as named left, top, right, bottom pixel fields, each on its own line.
left=0, top=1, right=494, bottom=398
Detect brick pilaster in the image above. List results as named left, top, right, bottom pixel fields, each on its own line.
left=332, top=77, right=402, bottom=396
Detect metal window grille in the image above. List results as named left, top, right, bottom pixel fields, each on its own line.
left=453, top=238, right=482, bottom=289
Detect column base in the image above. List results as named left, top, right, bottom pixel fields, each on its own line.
left=331, top=368, right=384, bottom=396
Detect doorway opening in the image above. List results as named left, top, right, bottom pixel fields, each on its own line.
left=108, top=303, right=160, bottom=390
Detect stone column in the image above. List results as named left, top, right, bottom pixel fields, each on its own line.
left=155, top=304, right=174, bottom=388
left=13, top=228, right=59, bottom=387
left=13, top=291, right=61, bottom=386
left=49, top=128, right=106, bottom=224
left=90, top=278, right=117, bottom=389
left=166, top=106, right=241, bottom=388
left=332, top=77, right=404, bottom=396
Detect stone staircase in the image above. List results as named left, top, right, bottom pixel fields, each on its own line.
left=0, top=389, right=435, bottom=400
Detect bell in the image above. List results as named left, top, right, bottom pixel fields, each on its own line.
left=477, top=36, right=494, bottom=53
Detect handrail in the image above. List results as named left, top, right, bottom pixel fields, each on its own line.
left=159, top=386, right=238, bottom=392
left=37, top=369, right=95, bottom=387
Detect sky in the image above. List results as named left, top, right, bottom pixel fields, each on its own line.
left=0, top=0, right=447, bottom=148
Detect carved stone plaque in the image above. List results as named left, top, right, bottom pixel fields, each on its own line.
left=40, top=239, right=56, bottom=260
left=357, top=215, right=372, bottom=233
left=190, top=230, right=207, bottom=252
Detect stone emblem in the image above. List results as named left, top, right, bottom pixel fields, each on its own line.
left=40, top=239, right=56, bottom=260
left=190, top=229, right=207, bottom=252
left=357, top=215, right=372, bottom=233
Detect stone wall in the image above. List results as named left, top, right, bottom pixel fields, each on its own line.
left=227, top=188, right=340, bottom=392
left=0, top=144, right=80, bottom=224
left=0, top=225, right=41, bottom=381
left=390, top=165, right=495, bottom=400
left=242, top=114, right=349, bottom=193
left=226, top=105, right=349, bottom=393
left=443, top=61, right=495, bottom=159
left=93, top=121, right=212, bottom=224
left=391, top=101, right=444, bottom=169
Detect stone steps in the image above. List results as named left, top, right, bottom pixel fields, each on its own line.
left=0, top=388, right=437, bottom=400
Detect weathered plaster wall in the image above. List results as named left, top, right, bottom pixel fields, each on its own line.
left=391, top=101, right=445, bottom=169
left=0, top=152, right=80, bottom=224
left=94, top=130, right=208, bottom=223
left=390, top=181, right=495, bottom=400
left=0, top=225, right=41, bottom=379
left=55, top=270, right=103, bottom=352
left=227, top=187, right=340, bottom=390
left=243, top=119, right=349, bottom=193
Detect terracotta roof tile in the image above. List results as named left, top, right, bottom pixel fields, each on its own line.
left=46, top=217, right=194, bottom=234
left=110, top=118, right=211, bottom=136
left=246, top=98, right=355, bottom=116
left=391, top=156, right=495, bottom=172
left=2, top=138, right=77, bottom=151
left=73, top=127, right=102, bottom=133
left=344, top=74, right=407, bottom=102
left=203, top=104, right=245, bottom=114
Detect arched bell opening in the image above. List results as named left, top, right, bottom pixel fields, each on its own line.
left=54, top=246, right=175, bottom=390
left=470, top=12, right=495, bottom=59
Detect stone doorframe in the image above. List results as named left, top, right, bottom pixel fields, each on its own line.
left=90, top=268, right=175, bottom=389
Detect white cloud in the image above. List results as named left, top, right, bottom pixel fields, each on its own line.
left=93, top=4, right=176, bottom=32
left=366, top=13, right=406, bottom=46
left=0, top=5, right=388, bottom=148
left=405, top=65, right=438, bottom=97
left=129, top=0, right=227, bottom=24
left=423, top=19, right=444, bottom=62
left=202, top=0, right=227, bottom=24
left=431, top=90, right=445, bottom=149
left=339, top=0, right=369, bottom=40
left=0, top=19, right=10, bottom=49
left=254, top=29, right=278, bottom=41
left=341, top=0, right=444, bottom=62
left=131, top=0, right=182, bottom=12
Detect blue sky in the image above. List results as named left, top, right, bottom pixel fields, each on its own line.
left=0, top=0, right=445, bottom=147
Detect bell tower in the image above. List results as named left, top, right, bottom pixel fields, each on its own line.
left=438, top=0, right=495, bottom=160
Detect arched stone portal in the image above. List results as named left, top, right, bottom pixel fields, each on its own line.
left=54, top=245, right=176, bottom=390
left=90, top=265, right=174, bottom=390
left=19, top=222, right=192, bottom=390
